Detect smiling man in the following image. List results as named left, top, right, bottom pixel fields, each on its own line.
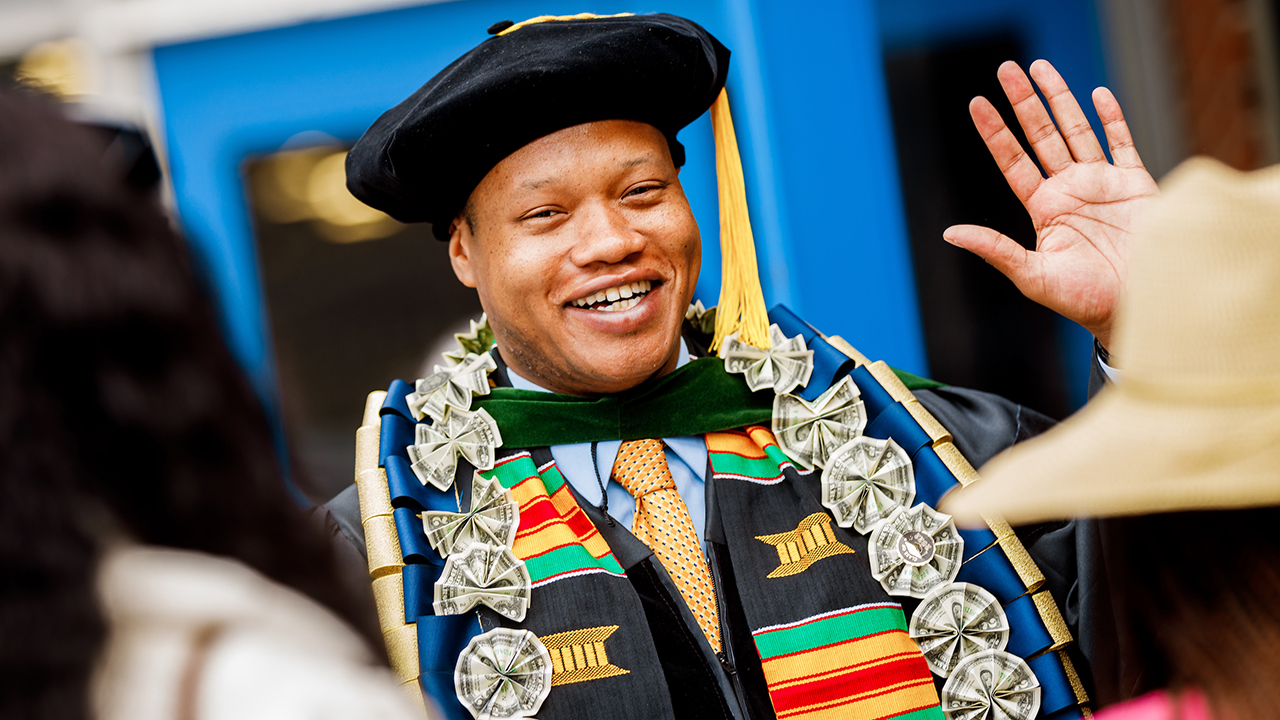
left=322, top=12, right=1142, bottom=720
left=450, top=120, right=700, bottom=396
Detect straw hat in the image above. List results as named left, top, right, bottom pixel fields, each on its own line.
left=942, top=157, right=1280, bottom=526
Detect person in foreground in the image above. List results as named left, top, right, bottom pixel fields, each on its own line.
left=326, top=12, right=1154, bottom=720
left=944, top=158, right=1280, bottom=720
left=0, top=90, right=428, bottom=720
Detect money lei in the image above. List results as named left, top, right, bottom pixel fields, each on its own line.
left=424, top=473, right=520, bottom=556
left=454, top=628, right=553, bottom=720
left=771, top=376, right=868, bottom=469
left=408, top=352, right=498, bottom=422
left=720, top=323, right=815, bottom=395
left=821, top=436, right=916, bottom=534
left=407, top=407, right=504, bottom=491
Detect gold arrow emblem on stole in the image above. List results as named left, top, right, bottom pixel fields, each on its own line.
left=539, top=625, right=630, bottom=686
left=755, top=512, right=856, bottom=578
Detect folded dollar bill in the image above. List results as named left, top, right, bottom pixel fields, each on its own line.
left=720, top=323, right=815, bottom=395
left=407, top=407, right=503, bottom=491
left=443, top=314, right=496, bottom=366
left=454, top=628, right=552, bottom=720
left=909, top=582, right=1010, bottom=677
left=941, top=649, right=1041, bottom=720
left=867, top=503, right=963, bottom=598
left=772, top=376, right=867, bottom=469
left=822, top=436, right=916, bottom=533
left=407, top=351, right=497, bottom=422
left=423, top=473, right=520, bottom=556
left=434, top=542, right=531, bottom=621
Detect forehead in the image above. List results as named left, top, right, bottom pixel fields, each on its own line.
left=470, top=120, right=674, bottom=201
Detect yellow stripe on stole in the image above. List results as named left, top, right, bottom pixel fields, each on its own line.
left=761, top=630, right=921, bottom=689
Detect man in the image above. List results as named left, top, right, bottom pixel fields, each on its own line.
left=321, top=13, right=1156, bottom=720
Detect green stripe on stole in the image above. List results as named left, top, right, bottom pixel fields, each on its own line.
left=753, top=605, right=908, bottom=659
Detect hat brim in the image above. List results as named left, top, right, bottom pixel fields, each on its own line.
left=940, top=384, right=1280, bottom=526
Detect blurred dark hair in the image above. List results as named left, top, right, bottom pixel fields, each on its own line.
left=1105, top=507, right=1280, bottom=720
left=0, top=89, right=369, bottom=719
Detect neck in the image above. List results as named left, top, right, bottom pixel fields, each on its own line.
left=500, top=339, right=686, bottom=397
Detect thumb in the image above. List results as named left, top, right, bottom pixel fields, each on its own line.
left=944, top=224, right=1038, bottom=293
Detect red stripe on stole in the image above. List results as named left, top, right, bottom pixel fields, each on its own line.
left=515, top=495, right=560, bottom=532
left=512, top=486, right=602, bottom=548
left=560, top=502, right=601, bottom=543
left=769, top=654, right=932, bottom=714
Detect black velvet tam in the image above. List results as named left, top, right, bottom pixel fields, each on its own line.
left=345, top=13, right=731, bottom=239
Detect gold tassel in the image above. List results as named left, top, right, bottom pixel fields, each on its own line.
left=709, top=88, right=771, bottom=351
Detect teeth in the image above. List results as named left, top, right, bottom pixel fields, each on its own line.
left=571, top=280, right=654, bottom=310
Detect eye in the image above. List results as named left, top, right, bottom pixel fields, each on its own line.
left=625, top=182, right=667, bottom=198
left=523, top=207, right=562, bottom=220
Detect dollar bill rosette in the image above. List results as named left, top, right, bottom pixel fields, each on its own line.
left=434, top=542, right=532, bottom=622
left=940, top=649, right=1041, bottom=720
left=719, top=323, right=815, bottom=395
left=423, top=473, right=519, bottom=556
left=821, top=436, right=916, bottom=533
left=909, top=582, right=1010, bottom=677
left=686, top=299, right=716, bottom=335
left=407, top=407, right=503, bottom=491
left=407, top=352, right=497, bottom=422
left=454, top=628, right=552, bottom=720
left=772, top=376, right=867, bottom=469
left=443, top=314, right=497, bottom=365
left=867, top=504, right=963, bottom=598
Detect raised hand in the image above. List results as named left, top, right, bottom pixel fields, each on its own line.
left=943, top=60, right=1158, bottom=352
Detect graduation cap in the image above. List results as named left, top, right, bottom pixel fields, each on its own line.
left=346, top=12, right=771, bottom=350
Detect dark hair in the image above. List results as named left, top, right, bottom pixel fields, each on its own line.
left=1104, top=507, right=1280, bottom=720
left=0, top=89, right=371, bottom=719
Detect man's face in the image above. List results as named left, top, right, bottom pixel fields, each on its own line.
left=448, top=120, right=701, bottom=396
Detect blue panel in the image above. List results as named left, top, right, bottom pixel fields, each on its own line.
left=875, top=0, right=1108, bottom=408
left=1028, top=651, right=1078, bottom=714
left=956, top=545, right=1026, bottom=605
left=417, top=615, right=484, bottom=720
left=750, top=0, right=926, bottom=374
left=1003, top=592, right=1054, bottom=659
left=381, top=379, right=415, bottom=421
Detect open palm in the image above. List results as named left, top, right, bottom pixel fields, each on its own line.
left=944, top=60, right=1158, bottom=351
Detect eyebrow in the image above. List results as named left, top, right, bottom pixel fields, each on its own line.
left=517, top=153, right=661, bottom=191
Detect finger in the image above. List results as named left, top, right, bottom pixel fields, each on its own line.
left=996, top=60, right=1073, bottom=175
left=970, top=96, right=1045, bottom=205
left=944, top=225, right=1040, bottom=295
left=1029, top=59, right=1106, bottom=163
left=1092, top=86, right=1146, bottom=169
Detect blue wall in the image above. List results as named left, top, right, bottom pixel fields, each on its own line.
left=152, top=0, right=927, bottom=419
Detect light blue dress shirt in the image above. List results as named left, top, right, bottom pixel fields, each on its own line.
left=504, top=339, right=711, bottom=543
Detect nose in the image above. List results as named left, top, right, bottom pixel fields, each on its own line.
left=567, top=202, right=646, bottom=267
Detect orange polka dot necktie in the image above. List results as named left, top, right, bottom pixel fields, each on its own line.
left=612, top=438, right=721, bottom=653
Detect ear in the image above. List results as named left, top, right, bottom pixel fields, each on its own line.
left=448, top=214, right=479, bottom=288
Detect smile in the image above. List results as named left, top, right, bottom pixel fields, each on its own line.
left=569, top=280, right=655, bottom=312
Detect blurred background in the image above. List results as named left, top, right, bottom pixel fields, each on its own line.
left=5, top=0, right=1274, bottom=503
